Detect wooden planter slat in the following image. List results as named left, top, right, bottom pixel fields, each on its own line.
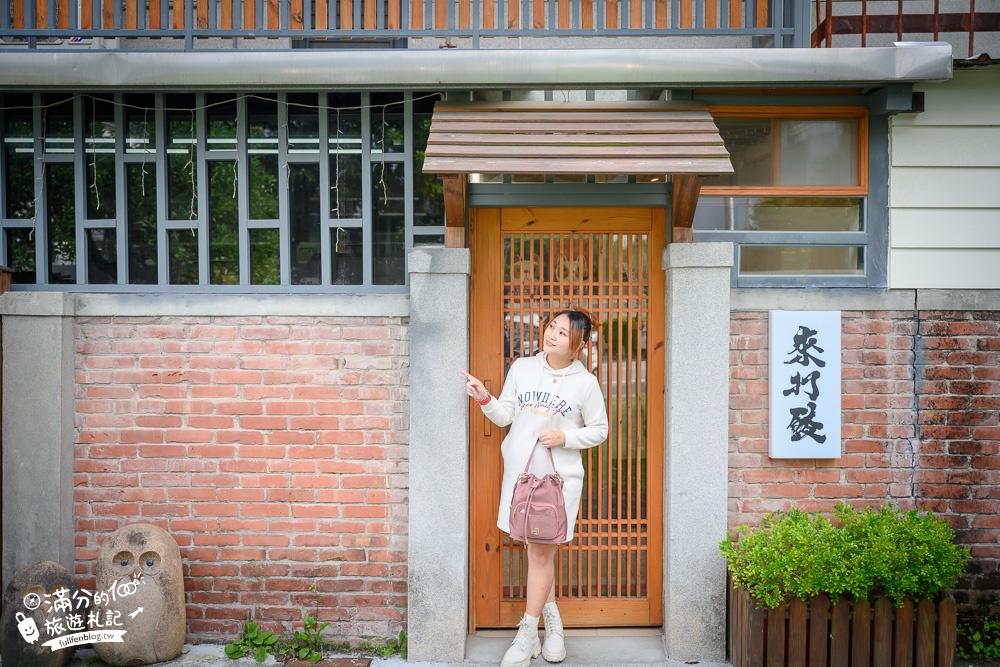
left=730, top=586, right=957, bottom=667
left=769, top=602, right=787, bottom=667
left=852, top=600, right=871, bottom=667
left=873, top=598, right=893, bottom=667
left=809, top=596, right=830, bottom=667
left=788, top=598, right=808, bottom=667
left=831, top=599, right=850, bottom=667
left=750, top=591, right=767, bottom=667
left=895, top=599, right=915, bottom=667
left=937, top=598, right=956, bottom=667
left=916, top=600, right=935, bottom=667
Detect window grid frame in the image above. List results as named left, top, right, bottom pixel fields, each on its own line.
left=697, top=105, right=875, bottom=288
left=0, top=90, right=444, bottom=292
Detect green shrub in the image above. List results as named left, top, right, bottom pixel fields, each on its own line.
left=720, top=503, right=970, bottom=609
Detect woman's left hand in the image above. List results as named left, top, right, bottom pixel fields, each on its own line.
left=538, top=430, right=566, bottom=448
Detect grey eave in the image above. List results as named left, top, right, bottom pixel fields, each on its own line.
left=0, top=44, right=953, bottom=90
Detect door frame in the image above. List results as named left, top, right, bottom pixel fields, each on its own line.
left=468, top=206, right=665, bottom=631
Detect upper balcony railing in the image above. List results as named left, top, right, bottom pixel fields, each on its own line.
left=813, top=0, right=1000, bottom=58
left=1, top=0, right=806, bottom=48
left=1, top=0, right=997, bottom=52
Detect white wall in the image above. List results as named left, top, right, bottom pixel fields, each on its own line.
left=889, top=69, right=1000, bottom=289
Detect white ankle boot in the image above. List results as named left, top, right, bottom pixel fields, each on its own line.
left=501, top=615, right=541, bottom=667
left=540, top=602, right=566, bottom=663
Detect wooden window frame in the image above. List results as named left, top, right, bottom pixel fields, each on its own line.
left=702, top=106, right=869, bottom=196
left=696, top=106, right=874, bottom=288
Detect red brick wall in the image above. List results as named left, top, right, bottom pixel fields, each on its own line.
left=729, top=309, right=1000, bottom=606
left=916, top=312, right=1000, bottom=605
left=74, top=316, right=409, bottom=642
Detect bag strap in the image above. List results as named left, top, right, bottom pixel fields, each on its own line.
left=522, top=440, right=560, bottom=477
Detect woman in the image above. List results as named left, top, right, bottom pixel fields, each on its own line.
left=462, top=310, right=608, bottom=667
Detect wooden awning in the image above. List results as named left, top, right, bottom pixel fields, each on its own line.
left=422, top=100, right=734, bottom=176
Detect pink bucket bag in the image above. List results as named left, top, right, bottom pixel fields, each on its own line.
left=508, top=442, right=569, bottom=545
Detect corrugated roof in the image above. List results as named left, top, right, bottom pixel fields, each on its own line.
left=422, top=101, right=734, bottom=176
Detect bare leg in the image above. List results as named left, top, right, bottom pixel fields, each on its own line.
left=525, top=543, right=558, bottom=618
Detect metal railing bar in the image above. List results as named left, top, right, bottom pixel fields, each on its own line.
left=670, top=0, right=678, bottom=29
left=472, top=0, right=479, bottom=47
left=185, top=0, right=194, bottom=50
left=0, top=24, right=800, bottom=37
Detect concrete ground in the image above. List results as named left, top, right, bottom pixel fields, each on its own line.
left=63, top=631, right=732, bottom=667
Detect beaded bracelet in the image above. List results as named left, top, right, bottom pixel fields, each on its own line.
left=475, top=395, right=492, bottom=406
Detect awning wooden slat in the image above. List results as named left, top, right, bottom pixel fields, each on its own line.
left=423, top=101, right=733, bottom=176
left=433, top=111, right=715, bottom=123
left=428, top=132, right=726, bottom=146
left=429, top=120, right=722, bottom=133
left=426, top=144, right=731, bottom=159
left=426, top=157, right=734, bottom=175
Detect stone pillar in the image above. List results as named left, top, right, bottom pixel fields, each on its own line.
left=407, top=247, right=471, bottom=662
left=1, top=293, right=75, bottom=591
left=662, top=242, right=733, bottom=661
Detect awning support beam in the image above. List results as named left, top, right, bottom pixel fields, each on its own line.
left=442, top=174, right=467, bottom=248
left=671, top=175, right=702, bottom=244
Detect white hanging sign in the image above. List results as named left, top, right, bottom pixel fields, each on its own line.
left=768, top=310, right=842, bottom=459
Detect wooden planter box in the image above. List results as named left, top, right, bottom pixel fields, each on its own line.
left=729, top=584, right=957, bottom=667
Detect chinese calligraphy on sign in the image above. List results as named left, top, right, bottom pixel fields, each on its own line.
left=769, top=310, right=842, bottom=459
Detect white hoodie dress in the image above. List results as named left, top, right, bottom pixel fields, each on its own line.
left=481, top=352, right=609, bottom=541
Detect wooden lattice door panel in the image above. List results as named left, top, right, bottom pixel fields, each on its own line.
left=470, top=207, right=664, bottom=629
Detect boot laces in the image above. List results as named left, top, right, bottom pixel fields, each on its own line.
left=542, top=606, right=563, bottom=637
left=512, top=617, right=538, bottom=651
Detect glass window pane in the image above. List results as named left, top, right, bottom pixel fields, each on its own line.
left=693, top=197, right=863, bottom=232
left=287, top=93, right=318, bottom=154
left=413, top=103, right=443, bottom=229
left=740, top=245, right=863, bottom=276
left=704, top=118, right=772, bottom=187
left=706, top=117, right=860, bottom=188
left=289, top=164, right=321, bottom=285
left=47, top=163, right=76, bottom=284
left=3, top=95, right=35, bottom=220
left=329, top=94, right=363, bottom=219
left=207, top=94, right=237, bottom=152
left=247, top=95, right=279, bottom=220
left=168, top=229, right=198, bottom=285
left=331, top=227, right=362, bottom=285
left=370, top=93, right=404, bottom=155
left=43, top=94, right=74, bottom=155
left=780, top=120, right=858, bottom=187
left=372, top=162, right=405, bottom=285
left=85, top=95, right=116, bottom=220
left=127, top=163, right=158, bottom=285
left=208, top=161, right=240, bottom=285
left=414, top=233, right=444, bottom=247
left=250, top=228, right=280, bottom=285
left=125, top=94, right=156, bottom=155
left=6, top=228, right=36, bottom=284
left=87, top=228, right=116, bottom=284
left=167, top=95, right=198, bottom=221
left=330, top=152, right=362, bottom=219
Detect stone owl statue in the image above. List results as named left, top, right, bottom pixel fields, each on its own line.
left=92, top=524, right=185, bottom=666
left=0, top=560, right=81, bottom=667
